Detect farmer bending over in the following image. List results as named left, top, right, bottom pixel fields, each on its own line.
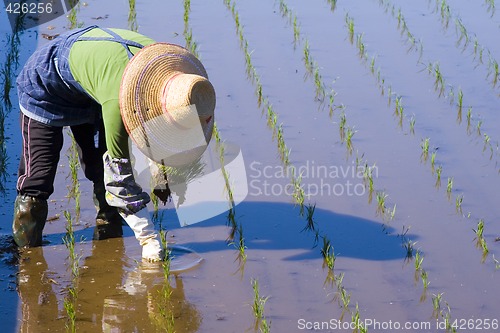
left=13, top=25, right=216, bottom=261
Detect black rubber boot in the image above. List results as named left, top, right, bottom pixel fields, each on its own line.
left=12, top=195, right=48, bottom=248
left=93, top=181, right=123, bottom=240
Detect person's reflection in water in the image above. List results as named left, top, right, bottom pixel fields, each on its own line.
left=17, top=247, right=60, bottom=332
left=18, top=237, right=201, bottom=332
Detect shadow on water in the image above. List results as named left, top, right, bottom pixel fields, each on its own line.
left=170, top=200, right=414, bottom=262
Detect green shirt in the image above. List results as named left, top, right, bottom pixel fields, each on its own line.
left=69, top=28, right=155, bottom=159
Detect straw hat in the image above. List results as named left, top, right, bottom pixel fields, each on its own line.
left=120, top=43, right=216, bottom=167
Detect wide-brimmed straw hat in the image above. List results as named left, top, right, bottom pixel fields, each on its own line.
left=120, top=43, right=216, bottom=167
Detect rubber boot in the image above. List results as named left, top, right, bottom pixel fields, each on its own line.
left=93, top=181, right=124, bottom=240
left=12, top=195, right=48, bottom=248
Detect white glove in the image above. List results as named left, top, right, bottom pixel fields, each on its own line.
left=119, top=209, right=165, bottom=262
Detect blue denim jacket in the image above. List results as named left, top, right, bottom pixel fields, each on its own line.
left=16, top=25, right=143, bottom=127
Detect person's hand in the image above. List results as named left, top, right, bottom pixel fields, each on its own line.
left=149, top=159, right=171, bottom=204
left=153, top=184, right=171, bottom=204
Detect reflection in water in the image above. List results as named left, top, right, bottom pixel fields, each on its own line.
left=16, top=238, right=201, bottom=332
left=0, top=8, right=27, bottom=195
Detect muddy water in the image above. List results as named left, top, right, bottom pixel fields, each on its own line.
left=1, top=0, right=499, bottom=332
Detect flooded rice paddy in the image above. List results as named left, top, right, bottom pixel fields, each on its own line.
left=1, top=0, right=500, bottom=332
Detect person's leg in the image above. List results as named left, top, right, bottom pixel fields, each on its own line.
left=69, top=120, right=123, bottom=240
left=13, top=114, right=63, bottom=247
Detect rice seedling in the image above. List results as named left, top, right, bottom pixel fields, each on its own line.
left=256, top=83, right=263, bottom=107
left=339, top=286, right=351, bottom=310
left=328, top=90, right=337, bottom=117
left=292, top=16, right=300, bottom=45
left=376, top=191, right=387, bottom=215
left=302, top=203, right=317, bottom=232
left=345, top=126, right=356, bottom=153
left=366, top=169, right=375, bottom=200
left=476, top=120, right=483, bottom=136
left=231, top=223, right=247, bottom=262
left=453, top=93, right=463, bottom=126
left=421, top=269, right=429, bottom=291
left=327, top=0, right=337, bottom=12
left=320, top=236, right=335, bottom=270
left=415, top=250, right=424, bottom=272
left=351, top=303, right=365, bottom=333
left=483, top=134, right=491, bottom=152
left=409, top=115, right=416, bottom=135
left=473, top=37, right=483, bottom=63
left=260, top=318, right=271, bottom=333
left=430, top=151, right=436, bottom=172
left=251, top=279, right=269, bottom=322
left=276, top=124, right=290, bottom=165
left=472, top=220, right=489, bottom=261
left=394, top=96, right=403, bottom=118
left=490, top=59, right=499, bottom=87
left=421, top=138, right=430, bottom=161
left=485, top=0, right=496, bottom=16
left=291, top=173, right=305, bottom=216
left=439, top=0, right=451, bottom=28
left=128, top=0, right=138, bottom=32
left=356, top=33, right=366, bottom=59
left=403, top=238, right=416, bottom=261
left=303, top=40, right=312, bottom=73
left=313, top=67, right=325, bottom=101
left=339, top=111, right=346, bottom=141
left=435, top=165, right=443, bottom=188
left=473, top=219, right=484, bottom=246
left=432, top=292, right=443, bottom=318
left=278, top=0, right=289, bottom=18
left=454, top=18, right=469, bottom=50
left=345, top=14, right=355, bottom=44
left=386, top=204, right=397, bottom=221
left=446, top=177, right=453, bottom=197
left=466, top=107, right=472, bottom=134
left=432, top=63, right=445, bottom=96
left=455, top=194, right=463, bottom=214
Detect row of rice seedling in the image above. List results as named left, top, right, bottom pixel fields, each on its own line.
left=377, top=0, right=500, bottom=166
left=152, top=226, right=176, bottom=332
left=225, top=0, right=338, bottom=295
left=278, top=1, right=398, bottom=221
left=340, top=10, right=460, bottom=329
left=62, top=210, right=80, bottom=333
left=345, top=6, right=500, bottom=327
left=372, top=0, right=497, bottom=266
left=429, top=0, right=500, bottom=93
left=183, top=0, right=247, bottom=270
left=278, top=3, right=412, bottom=331
left=61, top=12, right=85, bottom=331
left=66, top=130, right=81, bottom=223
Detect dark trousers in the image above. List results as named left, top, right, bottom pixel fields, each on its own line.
left=17, top=113, right=107, bottom=200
